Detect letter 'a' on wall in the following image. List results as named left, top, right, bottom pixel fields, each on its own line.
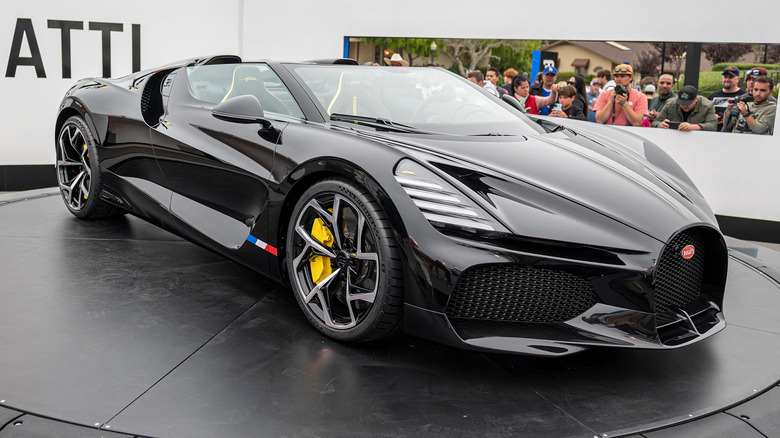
left=5, top=18, right=46, bottom=78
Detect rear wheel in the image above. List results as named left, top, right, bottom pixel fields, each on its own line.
left=56, top=116, right=122, bottom=219
left=286, top=178, right=403, bottom=342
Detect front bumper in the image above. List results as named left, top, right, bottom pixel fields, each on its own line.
left=400, top=225, right=727, bottom=356
left=404, top=300, right=726, bottom=357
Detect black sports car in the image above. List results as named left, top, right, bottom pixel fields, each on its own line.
left=55, top=55, right=727, bottom=356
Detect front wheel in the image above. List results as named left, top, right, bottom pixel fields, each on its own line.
left=286, top=178, right=403, bottom=342
left=55, top=116, right=122, bottom=219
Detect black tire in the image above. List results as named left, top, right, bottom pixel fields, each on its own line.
left=55, top=116, right=122, bottom=219
left=286, top=178, right=403, bottom=342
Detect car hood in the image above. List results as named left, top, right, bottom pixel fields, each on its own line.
left=379, top=127, right=718, bottom=249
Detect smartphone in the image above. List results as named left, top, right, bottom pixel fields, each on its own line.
left=553, top=103, right=562, bottom=111
left=668, top=121, right=681, bottom=130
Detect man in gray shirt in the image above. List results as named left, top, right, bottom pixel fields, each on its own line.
left=723, top=77, right=777, bottom=135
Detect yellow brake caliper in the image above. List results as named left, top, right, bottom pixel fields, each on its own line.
left=310, top=217, right=334, bottom=284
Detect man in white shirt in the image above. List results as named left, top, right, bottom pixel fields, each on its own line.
left=597, top=69, right=615, bottom=92
left=485, top=67, right=506, bottom=96
left=467, top=71, right=499, bottom=97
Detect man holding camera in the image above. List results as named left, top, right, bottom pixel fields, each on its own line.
left=593, top=64, right=648, bottom=126
left=652, top=85, right=716, bottom=131
left=722, top=77, right=777, bottom=135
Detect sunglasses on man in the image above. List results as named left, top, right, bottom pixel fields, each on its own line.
left=745, top=69, right=765, bottom=77
left=613, top=68, right=631, bottom=73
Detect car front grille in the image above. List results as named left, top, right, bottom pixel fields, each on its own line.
left=653, top=229, right=706, bottom=313
left=445, top=264, right=598, bottom=323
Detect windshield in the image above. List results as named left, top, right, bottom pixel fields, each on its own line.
left=288, top=65, right=543, bottom=136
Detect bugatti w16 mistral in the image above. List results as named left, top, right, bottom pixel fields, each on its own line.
left=55, top=55, right=727, bottom=356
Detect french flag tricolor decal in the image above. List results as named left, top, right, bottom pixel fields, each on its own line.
left=246, top=234, right=278, bottom=256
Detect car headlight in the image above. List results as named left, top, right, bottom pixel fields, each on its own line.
left=394, top=159, right=503, bottom=233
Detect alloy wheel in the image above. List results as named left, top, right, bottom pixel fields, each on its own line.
left=56, top=123, right=91, bottom=212
left=290, top=192, right=380, bottom=330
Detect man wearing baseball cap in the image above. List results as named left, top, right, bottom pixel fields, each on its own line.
left=530, top=65, right=558, bottom=115
left=652, top=85, right=717, bottom=131
left=593, top=64, right=648, bottom=126
left=644, top=84, right=656, bottom=99
left=707, top=66, right=748, bottom=130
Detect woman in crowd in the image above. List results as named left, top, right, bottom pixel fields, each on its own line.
left=509, top=75, right=559, bottom=114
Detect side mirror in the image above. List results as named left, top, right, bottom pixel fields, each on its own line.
left=212, top=95, right=273, bottom=129
left=501, top=94, right=525, bottom=113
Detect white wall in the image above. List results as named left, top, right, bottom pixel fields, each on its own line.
left=1, top=0, right=240, bottom=165
left=2, top=0, right=780, bottom=223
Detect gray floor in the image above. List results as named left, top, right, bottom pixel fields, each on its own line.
left=1, top=190, right=780, bottom=438
left=751, top=240, right=780, bottom=251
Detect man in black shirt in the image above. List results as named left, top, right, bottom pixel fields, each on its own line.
left=549, top=85, right=587, bottom=120
left=707, top=66, right=747, bottom=131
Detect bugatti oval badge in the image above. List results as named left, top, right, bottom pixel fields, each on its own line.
left=681, top=245, right=695, bottom=259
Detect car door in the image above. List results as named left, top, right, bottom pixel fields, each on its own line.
left=85, top=72, right=173, bottom=228
left=149, top=63, right=305, bottom=270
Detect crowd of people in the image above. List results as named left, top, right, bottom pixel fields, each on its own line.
left=467, top=63, right=777, bottom=135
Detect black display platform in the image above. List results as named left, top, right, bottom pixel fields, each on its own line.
left=1, top=189, right=780, bottom=438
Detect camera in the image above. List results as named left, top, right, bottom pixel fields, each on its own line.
left=667, top=121, right=681, bottom=130
left=729, top=95, right=754, bottom=116
left=728, top=95, right=754, bottom=105
left=614, top=85, right=629, bottom=96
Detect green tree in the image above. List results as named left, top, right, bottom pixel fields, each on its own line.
left=441, top=39, right=503, bottom=76
left=651, top=42, right=687, bottom=78
left=751, top=44, right=780, bottom=64
left=360, top=37, right=442, bottom=66
left=489, top=40, right=541, bottom=76
left=634, top=48, right=661, bottom=77
left=704, top=43, right=753, bottom=65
